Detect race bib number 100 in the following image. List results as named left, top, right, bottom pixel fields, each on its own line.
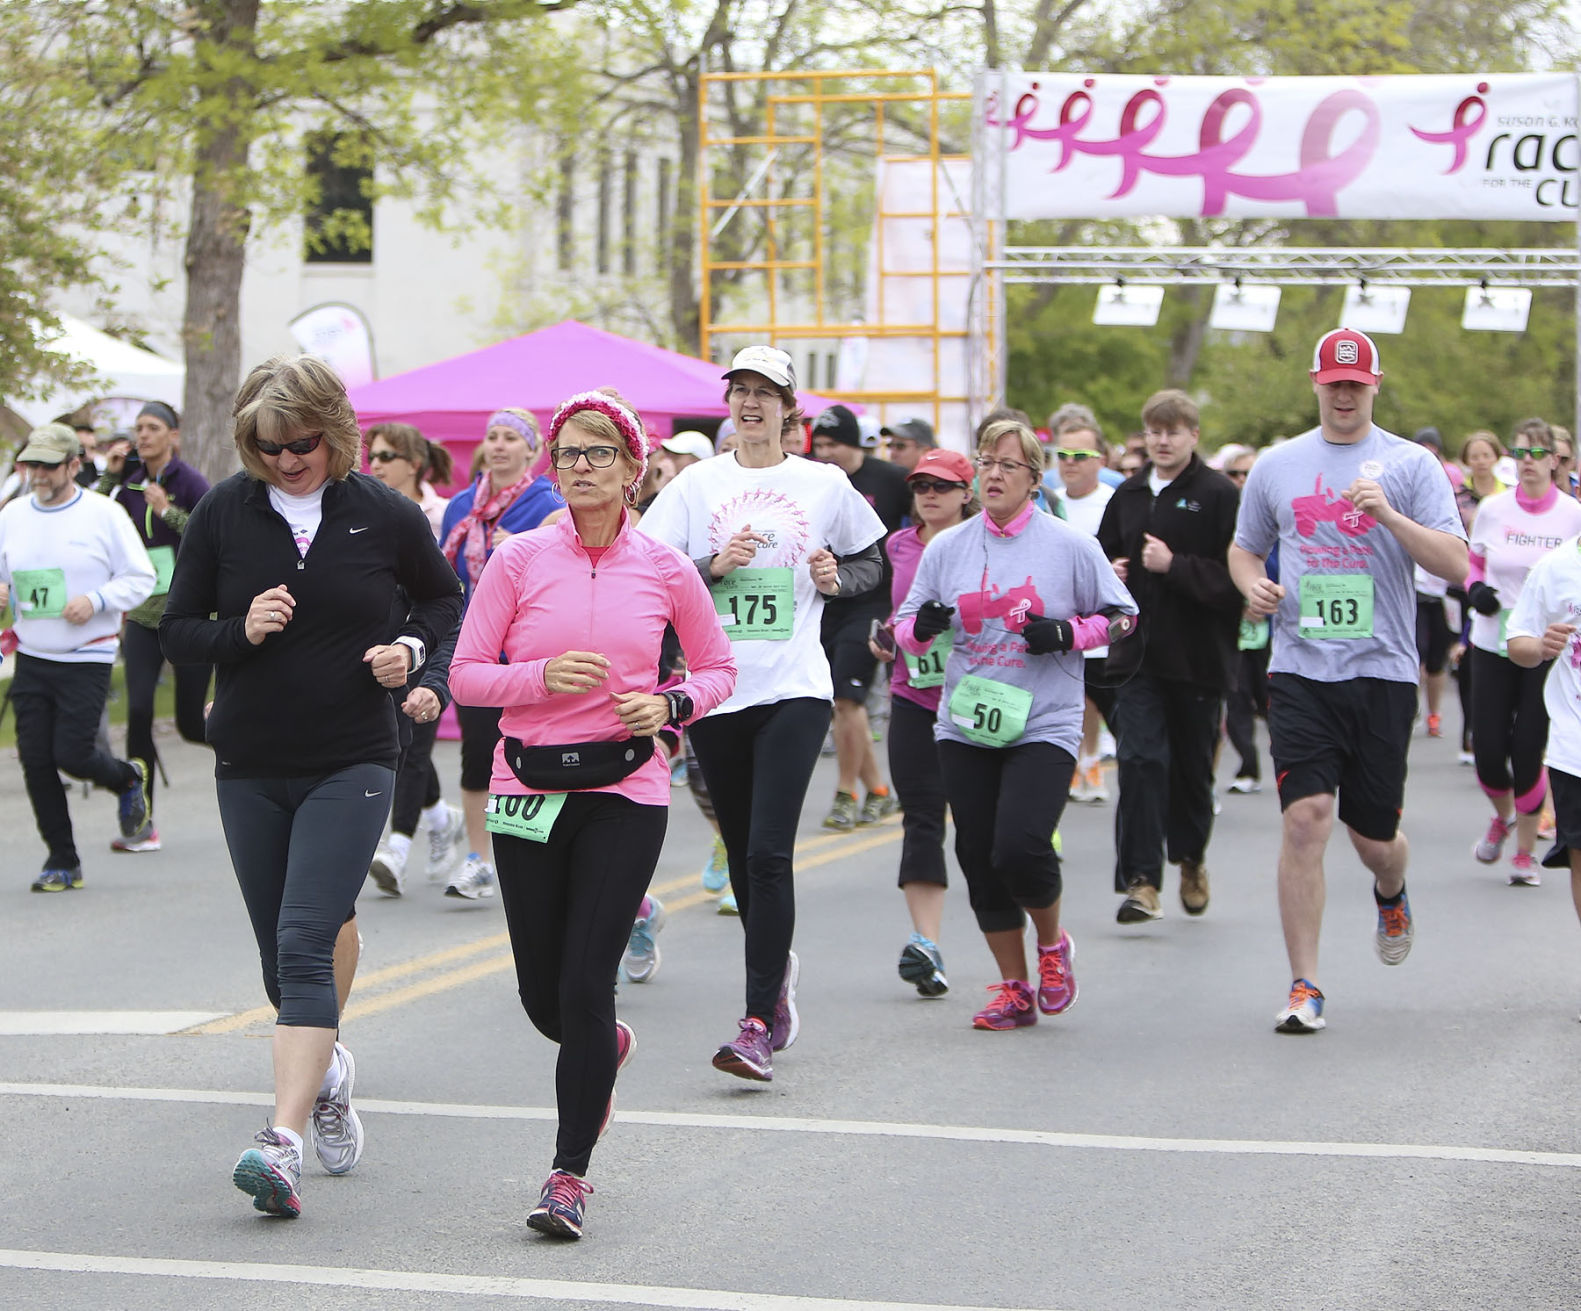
left=712, top=567, right=794, bottom=641
left=485, top=792, right=567, bottom=843
left=1298, top=574, right=1374, bottom=640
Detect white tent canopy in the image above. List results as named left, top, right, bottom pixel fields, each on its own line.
left=7, top=315, right=184, bottom=428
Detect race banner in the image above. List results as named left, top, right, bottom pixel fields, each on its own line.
left=981, top=73, right=1578, bottom=222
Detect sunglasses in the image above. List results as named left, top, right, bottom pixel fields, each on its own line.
left=1511, top=446, right=1554, bottom=460
left=1226, top=468, right=1250, bottom=480
left=909, top=478, right=966, bottom=495
left=551, top=444, right=621, bottom=470
left=256, top=432, right=324, bottom=457
left=368, top=449, right=408, bottom=463
left=1056, top=448, right=1100, bottom=462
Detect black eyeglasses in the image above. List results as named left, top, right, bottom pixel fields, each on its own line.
left=909, top=478, right=966, bottom=495
left=368, top=449, right=407, bottom=464
left=1511, top=446, right=1554, bottom=460
left=256, top=433, right=323, bottom=457
left=975, top=456, right=1035, bottom=475
left=551, top=444, right=620, bottom=470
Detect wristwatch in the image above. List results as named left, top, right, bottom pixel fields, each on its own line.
left=393, top=635, right=426, bottom=672
left=664, top=690, right=694, bottom=727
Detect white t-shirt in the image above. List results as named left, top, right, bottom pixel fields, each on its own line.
left=1054, top=482, right=1115, bottom=658
left=268, top=485, right=326, bottom=558
left=1467, top=488, right=1581, bottom=653
left=1507, top=536, right=1581, bottom=778
left=638, top=451, right=886, bottom=715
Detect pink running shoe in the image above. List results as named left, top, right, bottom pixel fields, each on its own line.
left=599, top=1020, right=636, bottom=1139
left=1508, top=852, right=1542, bottom=887
left=971, top=980, right=1037, bottom=1031
left=1036, top=931, right=1078, bottom=1015
left=1473, top=815, right=1514, bottom=864
left=713, top=1017, right=773, bottom=1081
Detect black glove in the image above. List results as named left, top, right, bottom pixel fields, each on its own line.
left=913, top=600, right=955, bottom=642
left=1467, top=581, right=1501, bottom=616
left=1022, top=613, right=1075, bottom=655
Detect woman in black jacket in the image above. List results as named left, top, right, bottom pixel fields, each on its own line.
left=161, top=354, right=461, bottom=1220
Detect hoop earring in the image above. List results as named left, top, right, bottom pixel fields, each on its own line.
left=624, top=483, right=639, bottom=507
left=549, top=479, right=566, bottom=505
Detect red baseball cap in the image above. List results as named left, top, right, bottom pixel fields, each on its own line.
left=907, top=448, right=975, bottom=485
left=1311, top=328, right=1382, bottom=385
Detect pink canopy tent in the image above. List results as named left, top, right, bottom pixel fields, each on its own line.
left=348, top=319, right=848, bottom=486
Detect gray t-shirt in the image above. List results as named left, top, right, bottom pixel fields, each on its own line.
left=1234, top=425, right=1465, bottom=685
left=896, top=510, right=1136, bottom=755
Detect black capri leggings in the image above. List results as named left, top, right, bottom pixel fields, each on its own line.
left=456, top=702, right=503, bottom=793
left=1470, top=645, right=1552, bottom=810
left=390, top=715, right=443, bottom=836
left=216, top=763, right=393, bottom=1028
left=121, top=618, right=210, bottom=813
left=887, top=695, right=947, bottom=888
left=493, top=792, right=667, bottom=1178
left=936, top=739, right=1073, bottom=934
left=688, top=697, right=832, bottom=1026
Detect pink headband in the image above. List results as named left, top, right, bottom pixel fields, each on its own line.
left=548, top=392, right=649, bottom=496
left=486, top=410, right=540, bottom=446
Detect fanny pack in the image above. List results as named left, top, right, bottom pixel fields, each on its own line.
left=502, top=736, right=655, bottom=791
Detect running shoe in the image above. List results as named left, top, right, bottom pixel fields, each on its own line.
left=31, top=865, right=82, bottom=893
left=527, top=1170, right=594, bottom=1239
left=1539, top=807, right=1557, bottom=841
left=701, top=835, right=729, bottom=893
left=898, top=935, right=948, bottom=997
left=1036, top=931, right=1077, bottom=1015
left=233, top=1126, right=303, bottom=1217
left=771, top=950, right=799, bottom=1052
left=1473, top=814, right=1514, bottom=864
left=425, top=802, right=467, bottom=882
left=1068, top=769, right=1092, bottom=804
left=972, top=980, right=1036, bottom=1030
left=599, top=1020, right=636, bottom=1140
left=311, top=1042, right=363, bottom=1175
left=1508, top=851, right=1542, bottom=887
left=1426, top=713, right=1442, bottom=738
left=1081, top=762, right=1109, bottom=803
left=117, top=759, right=149, bottom=838
left=1275, top=978, right=1325, bottom=1034
left=1116, top=880, right=1162, bottom=923
left=1228, top=776, right=1262, bottom=795
left=622, top=896, right=666, bottom=983
left=717, top=891, right=740, bottom=916
left=368, top=841, right=407, bottom=897
left=1374, top=887, right=1414, bottom=965
left=1458, top=750, right=1475, bottom=766
left=669, top=753, right=688, bottom=787
left=822, top=790, right=859, bottom=831
left=110, top=821, right=161, bottom=853
left=1179, top=860, right=1210, bottom=916
left=712, top=1016, right=773, bottom=1081
left=446, top=854, right=497, bottom=900
left=858, top=787, right=897, bottom=825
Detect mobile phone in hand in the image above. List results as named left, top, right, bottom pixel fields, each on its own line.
left=869, top=617, right=896, bottom=655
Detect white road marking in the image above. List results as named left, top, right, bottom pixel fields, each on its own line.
left=1, top=1081, right=1576, bottom=1169
left=0, top=1012, right=225, bottom=1036
left=0, top=1249, right=1050, bottom=1310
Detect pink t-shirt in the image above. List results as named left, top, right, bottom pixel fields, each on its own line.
left=1467, top=486, right=1581, bottom=653
left=885, top=526, right=939, bottom=712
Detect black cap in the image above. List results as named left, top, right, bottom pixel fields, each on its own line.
left=811, top=404, right=863, bottom=448
left=880, top=416, right=936, bottom=447
left=1414, top=426, right=1443, bottom=451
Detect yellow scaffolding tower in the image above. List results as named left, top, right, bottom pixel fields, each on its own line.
left=699, top=69, right=984, bottom=439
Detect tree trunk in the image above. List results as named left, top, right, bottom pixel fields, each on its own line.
left=1167, top=283, right=1211, bottom=389
left=669, top=71, right=703, bottom=357
left=180, top=0, right=260, bottom=485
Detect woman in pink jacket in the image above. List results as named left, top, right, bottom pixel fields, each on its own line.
left=449, top=389, right=736, bottom=1241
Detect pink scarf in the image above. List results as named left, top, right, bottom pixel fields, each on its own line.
left=443, top=469, right=534, bottom=586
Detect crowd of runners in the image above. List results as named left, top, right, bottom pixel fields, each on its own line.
left=5, top=327, right=1581, bottom=1238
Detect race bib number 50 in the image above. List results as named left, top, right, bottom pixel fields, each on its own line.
left=948, top=673, right=1033, bottom=748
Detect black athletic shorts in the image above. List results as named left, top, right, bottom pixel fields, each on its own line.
left=821, top=606, right=884, bottom=704
left=1542, top=767, right=1581, bottom=869
left=1267, top=673, right=1416, bottom=842
left=1415, top=596, right=1451, bottom=675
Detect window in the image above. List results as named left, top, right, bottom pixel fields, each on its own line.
left=304, top=132, right=373, bottom=264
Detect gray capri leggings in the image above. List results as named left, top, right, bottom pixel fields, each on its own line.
left=216, top=763, right=394, bottom=1028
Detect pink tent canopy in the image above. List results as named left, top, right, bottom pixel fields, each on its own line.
left=348, top=320, right=848, bottom=481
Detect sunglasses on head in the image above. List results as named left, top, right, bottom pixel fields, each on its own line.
left=1511, top=446, right=1554, bottom=460
left=368, top=448, right=407, bottom=463
left=256, top=432, right=324, bottom=457
left=1056, top=448, right=1100, bottom=462
left=909, top=478, right=966, bottom=495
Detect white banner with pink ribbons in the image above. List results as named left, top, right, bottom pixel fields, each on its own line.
left=981, top=73, right=1578, bottom=221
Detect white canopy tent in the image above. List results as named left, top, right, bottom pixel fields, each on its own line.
left=6, top=315, right=184, bottom=428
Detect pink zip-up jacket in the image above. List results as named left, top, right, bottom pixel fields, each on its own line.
left=449, top=511, right=736, bottom=805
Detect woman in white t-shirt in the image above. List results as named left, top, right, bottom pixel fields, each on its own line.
left=1465, top=418, right=1581, bottom=883
left=638, top=346, right=885, bottom=1083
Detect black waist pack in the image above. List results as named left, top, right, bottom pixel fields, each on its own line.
left=502, top=736, right=655, bottom=791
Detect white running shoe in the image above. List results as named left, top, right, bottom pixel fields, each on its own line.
left=1228, top=776, right=1262, bottom=795
left=621, top=896, right=666, bottom=983
left=312, top=1042, right=364, bottom=1175
left=446, top=854, right=497, bottom=900
left=368, top=842, right=407, bottom=896
left=1473, top=815, right=1514, bottom=865
left=425, top=802, right=468, bottom=882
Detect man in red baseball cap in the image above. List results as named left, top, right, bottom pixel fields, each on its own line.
left=1227, top=327, right=1468, bottom=1036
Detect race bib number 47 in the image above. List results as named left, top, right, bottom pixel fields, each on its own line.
left=13, top=568, right=67, bottom=619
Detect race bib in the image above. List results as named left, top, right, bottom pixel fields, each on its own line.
left=903, top=631, right=952, bottom=689
left=1498, top=608, right=1511, bottom=657
left=485, top=791, right=567, bottom=844
left=1237, top=617, right=1270, bottom=651
left=13, top=568, right=67, bottom=619
left=147, top=546, right=175, bottom=596
left=712, top=567, right=793, bottom=641
left=1298, top=574, right=1374, bottom=640
left=948, top=673, right=1033, bottom=748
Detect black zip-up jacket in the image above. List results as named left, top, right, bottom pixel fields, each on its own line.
left=1096, top=454, right=1242, bottom=690
left=161, top=471, right=463, bottom=779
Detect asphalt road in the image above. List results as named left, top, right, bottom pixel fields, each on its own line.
left=2, top=712, right=1579, bottom=1310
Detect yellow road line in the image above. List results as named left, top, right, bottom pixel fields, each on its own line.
left=340, top=955, right=517, bottom=1024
